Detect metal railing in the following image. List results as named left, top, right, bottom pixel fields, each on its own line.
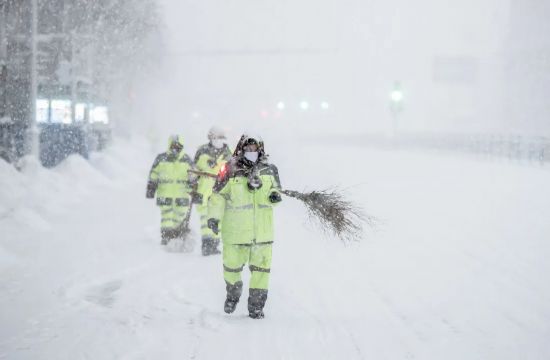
left=392, top=133, right=550, bottom=165
left=317, top=131, right=550, bottom=167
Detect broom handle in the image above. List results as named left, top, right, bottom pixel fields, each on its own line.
left=188, top=169, right=217, bottom=178
left=188, top=170, right=300, bottom=199
left=280, top=189, right=301, bottom=199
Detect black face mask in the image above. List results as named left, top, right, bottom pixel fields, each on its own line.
left=170, top=143, right=183, bottom=156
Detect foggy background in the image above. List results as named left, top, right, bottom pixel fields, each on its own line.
left=126, top=0, right=550, bottom=144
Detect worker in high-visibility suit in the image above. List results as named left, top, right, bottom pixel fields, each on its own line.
left=193, top=126, right=232, bottom=256
left=146, top=135, right=194, bottom=245
left=207, top=134, right=282, bottom=319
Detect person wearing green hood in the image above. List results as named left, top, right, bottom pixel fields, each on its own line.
left=207, top=134, right=282, bottom=319
left=146, top=135, right=195, bottom=245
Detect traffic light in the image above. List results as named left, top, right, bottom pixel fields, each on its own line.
left=389, top=82, right=404, bottom=114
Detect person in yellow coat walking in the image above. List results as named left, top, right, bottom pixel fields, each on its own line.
left=146, top=135, right=194, bottom=245
left=208, top=134, right=282, bottom=319
left=193, top=126, right=232, bottom=255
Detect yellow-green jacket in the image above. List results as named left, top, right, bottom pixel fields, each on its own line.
left=193, top=143, right=232, bottom=206
left=208, top=158, right=281, bottom=245
left=146, top=149, right=194, bottom=205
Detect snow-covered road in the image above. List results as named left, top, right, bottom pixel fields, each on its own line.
left=1, top=137, right=550, bottom=359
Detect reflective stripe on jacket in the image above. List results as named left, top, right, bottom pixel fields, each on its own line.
left=194, top=143, right=232, bottom=206
left=148, top=150, right=194, bottom=200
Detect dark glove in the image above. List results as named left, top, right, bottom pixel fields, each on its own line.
left=269, top=191, right=282, bottom=203
left=191, top=192, right=203, bottom=204
left=207, top=218, right=220, bottom=235
left=146, top=181, right=157, bottom=199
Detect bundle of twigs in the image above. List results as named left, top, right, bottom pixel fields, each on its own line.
left=281, top=188, right=370, bottom=242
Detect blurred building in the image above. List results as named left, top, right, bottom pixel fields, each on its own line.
left=0, top=1, right=32, bottom=162
left=0, top=0, right=159, bottom=166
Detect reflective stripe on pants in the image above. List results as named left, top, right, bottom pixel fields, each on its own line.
left=198, top=205, right=220, bottom=241
left=159, top=204, right=190, bottom=230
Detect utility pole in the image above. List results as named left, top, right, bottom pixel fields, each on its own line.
left=29, top=0, right=39, bottom=157
left=0, top=4, right=7, bottom=97
left=0, top=3, right=6, bottom=61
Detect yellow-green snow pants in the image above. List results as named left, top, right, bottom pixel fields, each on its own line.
left=223, top=243, right=272, bottom=290
left=159, top=197, right=190, bottom=232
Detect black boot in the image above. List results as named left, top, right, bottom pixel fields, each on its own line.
left=160, top=229, right=173, bottom=245
left=224, top=281, right=243, bottom=314
left=248, top=288, right=268, bottom=319
left=202, top=237, right=221, bottom=256
left=224, top=298, right=238, bottom=314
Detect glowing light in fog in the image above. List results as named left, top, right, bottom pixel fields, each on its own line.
left=300, top=101, right=309, bottom=111
left=276, top=101, right=285, bottom=110
left=90, top=106, right=109, bottom=124
left=51, top=99, right=72, bottom=124
left=391, top=90, right=403, bottom=103
left=321, top=101, right=330, bottom=110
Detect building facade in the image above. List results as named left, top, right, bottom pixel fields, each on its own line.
left=0, top=0, right=159, bottom=165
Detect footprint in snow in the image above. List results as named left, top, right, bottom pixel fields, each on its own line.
left=84, top=280, right=122, bottom=308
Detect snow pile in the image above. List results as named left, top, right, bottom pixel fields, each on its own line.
left=0, top=136, right=152, bottom=266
